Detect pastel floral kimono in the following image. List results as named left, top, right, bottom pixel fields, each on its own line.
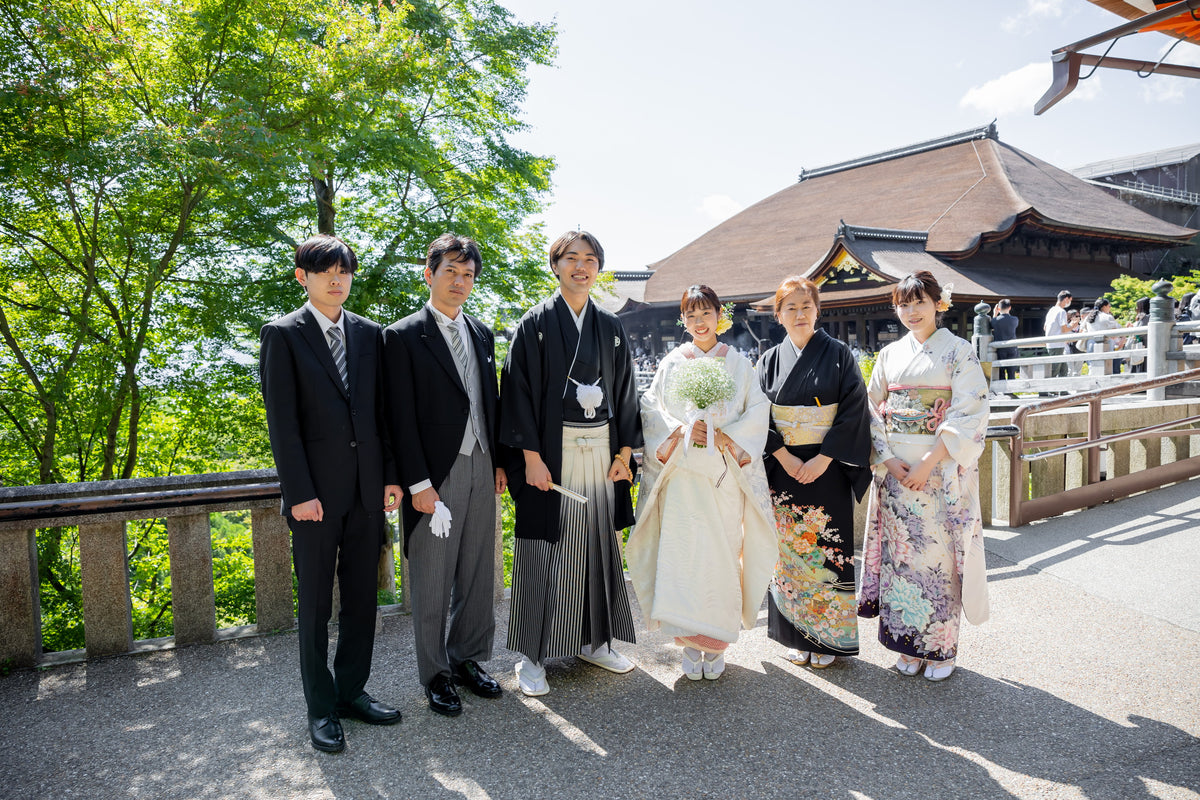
left=858, top=327, right=990, bottom=662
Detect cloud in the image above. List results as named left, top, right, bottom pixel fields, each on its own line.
left=698, top=194, right=742, bottom=222
left=960, top=61, right=1103, bottom=116
left=1002, top=0, right=1065, bottom=33
left=1141, top=40, right=1200, bottom=103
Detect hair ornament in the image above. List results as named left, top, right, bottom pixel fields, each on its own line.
left=936, top=283, right=954, bottom=313
left=715, top=302, right=734, bottom=335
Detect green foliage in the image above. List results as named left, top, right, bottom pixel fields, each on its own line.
left=857, top=351, right=876, bottom=384
left=0, top=0, right=557, bottom=651
left=1105, top=270, right=1200, bottom=323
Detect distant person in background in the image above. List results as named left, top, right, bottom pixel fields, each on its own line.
left=1043, top=290, right=1073, bottom=379
left=1181, top=292, right=1197, bottom=346
left=1128, top=297, right=1150, bottom=373
left=991, top=299, right=1019, bottom=381
left=859, top=271, right=990, bottom=683
left=1081, top=297, right=1123, bottom=375
left=1066, top=309, right=1084, bottom=377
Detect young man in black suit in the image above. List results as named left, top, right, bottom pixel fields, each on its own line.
left=260, top=234, right=404, bottom=753
left=382, top=233, right=507, bottom=717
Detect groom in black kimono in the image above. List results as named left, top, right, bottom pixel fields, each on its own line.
left=499, top=230, right=643, bottom=697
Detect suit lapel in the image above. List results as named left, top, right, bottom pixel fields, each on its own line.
left=344, top=311, right=365, bottom=397
left=297, top=307, right=350, bottom=399
left=420, top=306, right=467, bottom=394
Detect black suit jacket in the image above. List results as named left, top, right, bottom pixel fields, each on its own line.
left=382, top=305, right=501, bottom=548
left=260, top=306, right=397, bottom=524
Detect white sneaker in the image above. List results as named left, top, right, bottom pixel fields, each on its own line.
left=784, top=648, right=810, bottom=665
left=516, top=659, right=549, bottom=696
left=701, top=652, right=725, bottom=680
left=577, top=643, right=635, bottom=674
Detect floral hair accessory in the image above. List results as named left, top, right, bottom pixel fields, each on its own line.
left=936, top=283, right=954, bottom=313
left=715, top=302, right=734, bottom=335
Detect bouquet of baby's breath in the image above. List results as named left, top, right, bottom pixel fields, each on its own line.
left=669, top=357, right=736, bottom=410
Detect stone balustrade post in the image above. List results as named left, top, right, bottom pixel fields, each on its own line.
left=1148, top=279, right=1173, bottom=402
left=0, top=528, right=41, bottom=667
left=250, top=508, right=295, bottom=633
left=79, top=521, right=134, bottom=657
left=167, top=513, right=216, bottom=646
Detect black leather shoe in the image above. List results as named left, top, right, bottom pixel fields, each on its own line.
left=308, top=715, right=345, bottom=753
left=336, top=693, right=402, bottom=726
left=425, top=674, right=463, bottom=717
left=452, top=659, right=503, bottom=698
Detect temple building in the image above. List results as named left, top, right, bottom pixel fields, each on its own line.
left=619, top=124, right=1198, bottom=356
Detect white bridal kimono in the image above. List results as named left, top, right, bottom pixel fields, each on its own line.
left=627, top=343, right=776, bottom=645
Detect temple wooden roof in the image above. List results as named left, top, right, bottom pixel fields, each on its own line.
left=643, top=125, right=1197, bottom=306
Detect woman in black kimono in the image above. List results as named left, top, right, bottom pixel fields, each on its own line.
left=756, top=276, right=871, bottom=668
left=500, top=230, right=643, bottom=697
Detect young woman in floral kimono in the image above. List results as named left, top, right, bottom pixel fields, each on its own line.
left=859, top=271, right=990, bottom=682
left=627, top=285, right=775, bottom=681
left=756, top=277, right=871, bottom=670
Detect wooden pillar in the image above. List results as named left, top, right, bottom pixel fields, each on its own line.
left=78, top=521, right=134, bottom=657
left=250, top=508, right=295, bottom=633
left=167, top=513, right=216, bottom=646
left=0, top=528, right=41, bottom=667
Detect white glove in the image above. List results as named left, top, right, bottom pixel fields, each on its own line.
left=430, top=500, right=453, bottom=539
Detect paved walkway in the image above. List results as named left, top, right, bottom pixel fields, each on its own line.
left=2, top=480, right=1199, bottom=800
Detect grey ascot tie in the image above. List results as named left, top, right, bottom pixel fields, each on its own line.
left=327, top=326, right=349, bottom=391
left=447, top=320, right=468, bottom=374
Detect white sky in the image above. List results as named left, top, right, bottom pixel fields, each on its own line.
left=500, top=0, right=1200, bottom=270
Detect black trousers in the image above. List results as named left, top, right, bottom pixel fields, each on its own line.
left=289, top=498, right=384, bottom=718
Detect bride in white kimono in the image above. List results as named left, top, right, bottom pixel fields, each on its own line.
left=627, top=286, right=775, bottom=681
left=858, top=271, right=990, bottom=683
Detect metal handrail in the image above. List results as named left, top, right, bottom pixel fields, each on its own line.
left=1002, top=367, right=1200, bottom=526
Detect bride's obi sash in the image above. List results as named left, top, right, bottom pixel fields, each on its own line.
left=771, top=403, right=837, bottom=446
left=881, top=385, right=951, bottom=436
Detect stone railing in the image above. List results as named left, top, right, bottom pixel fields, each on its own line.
left=0, top=471, right=505, bottom=669
left=973, top=279, right=1200, bottom=400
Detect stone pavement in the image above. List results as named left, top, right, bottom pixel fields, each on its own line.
left=1, top=479, right=1199, bottom=800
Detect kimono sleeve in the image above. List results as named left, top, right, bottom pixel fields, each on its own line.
left=719, top=351, right=769, bottom=460
left=935, top=340, right=989, bottom=467
left=866, top=349, right=895, bottom=467
left=499, top=313, right=543, bottom=454
left=756, top=348, right=787, bottom=456
left=639, top=355, right=682, bottom=466
left=820, top=347, right=871, bottom=469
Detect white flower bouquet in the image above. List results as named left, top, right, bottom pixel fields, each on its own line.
left=668, top=357, right=736, bottom=450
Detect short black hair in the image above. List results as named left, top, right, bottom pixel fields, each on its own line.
left=427, top=233, right=482, bottom=277
left=997, top=298, right=1012, bottom=310
left=296, top=234, right=358, bottom=274
left=1057, top=290, right=1072, bottom=301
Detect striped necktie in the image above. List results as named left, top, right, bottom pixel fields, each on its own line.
left=447, top=321, right=468, bottom=374
left=327, top=326, right=349, bottom=391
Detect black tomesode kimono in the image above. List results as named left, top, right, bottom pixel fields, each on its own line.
left=756, top=329, right=871, bottom=657
left=500, top=292, right=643, bottom=662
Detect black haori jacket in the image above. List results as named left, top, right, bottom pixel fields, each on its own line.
left=500, top=294, right=643, bottom=542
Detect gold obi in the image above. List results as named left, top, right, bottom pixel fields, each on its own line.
left=882, top=386, right=952, bottom=435
left=771, top=403, right=837, bottom=446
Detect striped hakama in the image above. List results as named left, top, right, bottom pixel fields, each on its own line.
left=508, top=422, right=637, bottom=662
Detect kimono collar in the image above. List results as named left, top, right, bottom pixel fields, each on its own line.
left=682, top=341, right=728, bottom=359
left=553, top=290, right=589, bottom=332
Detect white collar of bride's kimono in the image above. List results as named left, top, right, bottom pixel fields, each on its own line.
left=682, top=341, right=728, bottom=359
